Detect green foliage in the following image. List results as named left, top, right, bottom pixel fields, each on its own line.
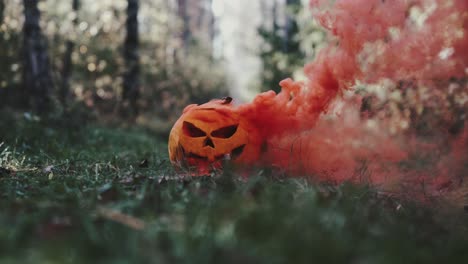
left=0, top=114, right=467, bottom=263
left=258, top=1, right=326, bottom=92
left=258, top=1, right=303, bottom=93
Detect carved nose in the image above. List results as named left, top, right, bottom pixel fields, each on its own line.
left=204, top=137, right=215, bottom=148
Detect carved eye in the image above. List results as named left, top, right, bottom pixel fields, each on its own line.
left=211, top=124, right=238, bottom=138
left=183, top=121, right=206, bottom=137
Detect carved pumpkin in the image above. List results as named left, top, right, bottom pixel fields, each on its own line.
left=168, top=97, right=262, bottom=174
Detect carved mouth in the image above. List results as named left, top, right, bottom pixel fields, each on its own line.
left=186, top=152, right=209, bottom=161
left=227, top=144, right=246, bottom=160
left=179, top=144, right=246, bottom=165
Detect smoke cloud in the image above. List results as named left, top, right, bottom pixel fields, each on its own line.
left=236, top=0, right=468, bottom=201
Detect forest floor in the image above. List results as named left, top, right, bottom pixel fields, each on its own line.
left=1, top=111, right=468, bottom=264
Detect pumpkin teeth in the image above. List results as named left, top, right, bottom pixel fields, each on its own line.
left=214, top=153, right=231, bottom=161
left=189, top=144, right=246, bottom=164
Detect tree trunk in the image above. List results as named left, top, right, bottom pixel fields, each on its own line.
left=272, top=0, right=278, bottom=31
left=122, top=0, right=140, bottom=117
left=177, top=0, right=190, bottom=56
left=60, top=0, right=80, bottom=106
left=22, top=0, right=53, bottom=114
left=0, top=0, right=5, bottom=24
left=207, top=0, right=215, bottom=47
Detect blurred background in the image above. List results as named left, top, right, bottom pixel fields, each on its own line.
left=0, top=0, right=326, bottom=133
left=0, top=3, right=467, bottom=262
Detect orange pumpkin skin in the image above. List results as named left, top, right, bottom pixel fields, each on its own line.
left=168, top=97, right=262, bottom=174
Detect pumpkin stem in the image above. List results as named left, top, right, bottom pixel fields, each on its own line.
left=221, top=97, right=233, bottom=104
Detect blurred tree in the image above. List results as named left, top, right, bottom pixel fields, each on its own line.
left=176, top=0, right=190, bottom=58
left=283, top=0, right=301, bottom=54
left=258, top=0, right=303, bottom=93
left=0, top=0, right=4, bottom=23
left=22, top=0, right=53, bottom=113
left=122, top=0, right=140, bottom=117
left=197, top=0, right=212, bottom=43
left=207, top=0, right=215, bottom=51
left=187, top=0, right=215, bottom=54
left=0, top=1, right=20, bottom=109
left=60, top=0, right=80, bottom=106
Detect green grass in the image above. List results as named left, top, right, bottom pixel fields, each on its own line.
left=0, top=112, right=468, bottom=264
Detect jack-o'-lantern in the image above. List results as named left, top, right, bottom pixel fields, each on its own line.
left=168, top=97, right=262, bottom=174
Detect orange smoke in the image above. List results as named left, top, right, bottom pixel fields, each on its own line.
left=235, top=0, right=468, bottom=197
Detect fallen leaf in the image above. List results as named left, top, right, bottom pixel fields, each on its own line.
left=96, top=206, right=146, bottom=230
